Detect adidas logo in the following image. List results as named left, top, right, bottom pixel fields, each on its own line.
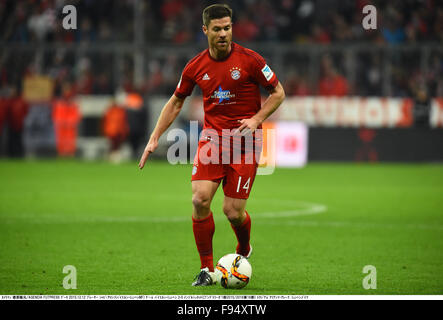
left=202, top=73, right=210, bottom=80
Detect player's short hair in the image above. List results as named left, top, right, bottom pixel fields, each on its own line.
left=202, top=4, right=233, bottom=27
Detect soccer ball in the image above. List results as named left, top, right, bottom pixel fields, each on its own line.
left=215, top=253, right=252, bottom=289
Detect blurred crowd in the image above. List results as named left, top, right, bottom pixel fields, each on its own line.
left=0, top=0, right=441, bottom=159
left=0, top=0, right=441, bottom=99
left=1, top=0, right=442, bottom=44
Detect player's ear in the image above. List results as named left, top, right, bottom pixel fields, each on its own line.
left=202, top=24, right=208, bottom=36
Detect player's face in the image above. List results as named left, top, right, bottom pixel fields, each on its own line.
left=203, top=17, right=232, bottom=53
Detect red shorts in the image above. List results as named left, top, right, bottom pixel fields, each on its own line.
left=191, top=139, right=260, bottom=199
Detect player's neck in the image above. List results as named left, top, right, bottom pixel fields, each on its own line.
left=208, top=43, right=232, bottom=60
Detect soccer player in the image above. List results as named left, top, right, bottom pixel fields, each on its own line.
left=138, top=4, right=285, bottom=286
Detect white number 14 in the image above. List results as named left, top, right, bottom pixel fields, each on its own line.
left=236, top=176, right=251, bottom=193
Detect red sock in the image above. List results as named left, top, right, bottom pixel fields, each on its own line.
left=231, top=211, right=251, bottom=257
left=192, top=212, right=215, bottom=272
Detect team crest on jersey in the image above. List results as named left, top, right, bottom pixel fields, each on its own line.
left=230, top=67, right=241, bottom=80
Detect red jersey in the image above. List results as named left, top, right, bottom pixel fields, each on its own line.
left=174, top=42, right=279, bottom=133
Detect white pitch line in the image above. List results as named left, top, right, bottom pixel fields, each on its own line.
left=0, top=200, right=326, bottom=224
left=2, top=214, right=443, bottom=231
left=2, top=199, right=443, bottom=231
left=254, top=203, right=327, bottom=219
left=257, top=219, right=443, bottom=231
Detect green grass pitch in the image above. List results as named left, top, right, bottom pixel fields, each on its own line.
left=0, top=159, right=442, bottom=295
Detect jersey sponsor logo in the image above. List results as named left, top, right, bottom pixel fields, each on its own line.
left=261, top=64, right=274, bottom=81
left=230, top=67, right=241, bottom=80
left=211, top=86, right=235, bottom=104
left=202, top=73, right=210, bottom=80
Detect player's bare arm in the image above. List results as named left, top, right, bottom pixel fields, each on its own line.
left=237, top=81, right=285, bottom=134
left=138, top=94, right=185, bottom=169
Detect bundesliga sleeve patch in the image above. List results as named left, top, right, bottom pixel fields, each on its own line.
left=261, top=64, right=274, bottom=81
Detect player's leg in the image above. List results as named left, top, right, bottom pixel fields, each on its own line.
left=191, top=180, right=220, bottom=274
left=190, top=137, right=224, bottom=285
left=221, top=134, right=260, bottom=257
left=222, top=195, right=247, bottom=225
left=223, top=196, right=252, bottom=258
left=192, top=179, right=219, bottom=220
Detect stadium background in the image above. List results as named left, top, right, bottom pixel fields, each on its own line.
left=0, top=0, right=443, bottom=295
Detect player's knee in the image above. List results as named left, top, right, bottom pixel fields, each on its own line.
left=192, top=193, right=211, bottom=211
left=223, top=204, right=242, bottom=223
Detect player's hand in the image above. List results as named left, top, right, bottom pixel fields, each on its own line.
left=138, top=140, right=158, bottom=170
left=235, top=118, right=261, bottom=135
